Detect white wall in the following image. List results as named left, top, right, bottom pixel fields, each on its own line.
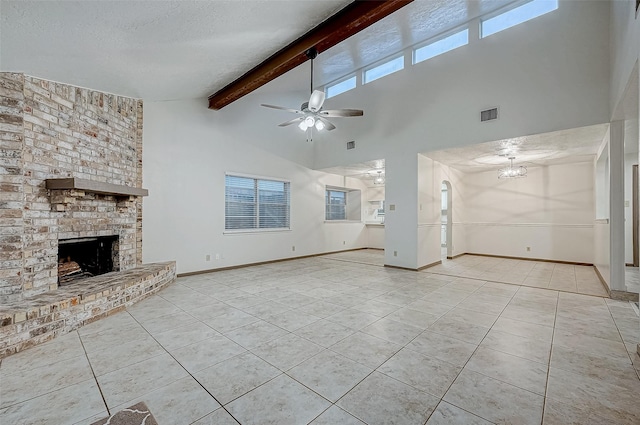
left=417, top=156, right=466, bottom=268
left=609, top=0, right=640, bottom=117
left=463, top=162, right=595, bottom=263
left=312, top=0, right=609, bottom=171
left=142, top=98, right=369, bottom=274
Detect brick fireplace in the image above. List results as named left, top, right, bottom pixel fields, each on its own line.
left=0, top=73, right=144, bottom=302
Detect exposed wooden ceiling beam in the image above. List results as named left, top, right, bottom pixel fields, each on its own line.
left=208, top=0, right=414, bottom=110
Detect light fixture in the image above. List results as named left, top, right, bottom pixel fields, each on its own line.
left=370, top=170, right=385, bottom=185
left=298, top=121, right=308, bottom=131
left=304, top=116, right=315, bottom=127
left=498, top=157, right=527, bottom=179
left=315, top=120, right=325, bottom=131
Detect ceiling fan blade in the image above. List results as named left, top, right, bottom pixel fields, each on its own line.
left=317, top=117, right=336, bottom=131
left=308, top=90, right=326, bottom=112
left=319, top=109, right=364, bottom=117
left=278, top=117, right=304, bottom=127
left=260, top=104, right=303, bottom=114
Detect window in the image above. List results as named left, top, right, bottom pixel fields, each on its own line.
left=326, top=75, right=357, bottom=99
left=363, top=55, right=404, bottom=84
left=326, top=189, right=347, bottom=220
left=413, top=29, right=469, bottom=64
left=481, top=0, right=558, bottom=38
left=225, top=175, right=290, bottom=231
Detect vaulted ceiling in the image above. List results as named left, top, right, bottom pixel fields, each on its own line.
left=1, top=0, right=520, bottom=102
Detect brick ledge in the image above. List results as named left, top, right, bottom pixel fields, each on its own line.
left=0, top=262, right=176, bottom=358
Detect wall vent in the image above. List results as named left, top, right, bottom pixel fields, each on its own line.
left=481, top=107, right=498, bottom=122
left=346, top=141, right=356, bottom=150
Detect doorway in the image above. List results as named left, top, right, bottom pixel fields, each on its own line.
left=441, top=181, right=453, bottom=259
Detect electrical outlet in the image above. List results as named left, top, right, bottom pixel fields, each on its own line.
left=206, top=254, right=211, bottom=261
left=215, top=253, right=221, bottom=260
left=526, top=247, right=531, bottom=252
left=394, top=250, right=398, bottom=257
left=343, top=241, right=346, bottom=245
left=389, top=204, right=396, bottom=211
left=292, top=245, right=295, bottom=251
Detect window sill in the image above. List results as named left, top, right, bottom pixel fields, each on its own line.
left=324, top=220, right=363, bottom=224
left=224, top=228, right=291, bottom=235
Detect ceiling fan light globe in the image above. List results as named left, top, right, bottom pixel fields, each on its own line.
left=298, top=121, right=308, bottom=131
left=305, top=116, right=315, bottom=127
left=315, top=120, right=325, bottom=131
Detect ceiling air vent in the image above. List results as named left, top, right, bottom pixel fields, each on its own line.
left=481, top=107, right=498, bottom=122
left=346, top=141, right=356, bottom=150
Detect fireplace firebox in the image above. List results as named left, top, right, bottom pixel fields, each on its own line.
left=58, top=236, right=119, bottom=285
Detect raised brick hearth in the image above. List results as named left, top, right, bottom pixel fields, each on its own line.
left=0, top=262, right=176, bottom=358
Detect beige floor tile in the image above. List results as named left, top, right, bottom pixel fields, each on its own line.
left=542, top=398, right=615, bottom=425
left=442, top=307, right=499, bottom=328
left=139, top=310, right=198, bottom=335
left=309, top=405, right=365, bottom=425
left=96, top=352, right=188, bottom=408
left=153, top=321, right=219, bottom=351
left=287, top=350, right=372, bottom=402
left=552, top=328, right=630, bottom=363
left=325, top=308, right=380, bottom=330
left=86, top=334, right=165, bottom=376
left=546, top=366, right=640, bottom=424
left=1, top=354, right=94, bottom=408
left=222, top=320, right=288, bottom=349
left=296, top=300, right=347, bottom=318
left=352, top=299, right=401, bottom=316
left=550, top=344, right=640, bottom=391
left=500, top=304, right=556, bottom=327
left=190, top=408, right=239, bottom=425
left=465, top=346, right=548, bottom=395
left=407, top=330, right=477, bottom=366
left=361, top=317, right=423, bottom=345
left=0, top=379, right=105, bottom=425
left=444, top=369, right=543, bottom=425
left=263, top=309, right=321, bottom=332
left=480, top=329, right=551, bottom=364
left=405, top=298, right=453, bottom=316
left=428, top=315, right=490, bottom=345
left=338, top=372, right=439, bottom=425
left=194, top=351, right=281, bottom=405
left=329, top=332, right=402, bottom=369
left=226, top=374, right=330, bottom=425
left=426, top=402, right=493, bottom=425
left=170, top=334, right=246, bottom=373
left=294, top=319, right=355, bottom=347
left=491, top=316, right=553, bottom=342
left=378, top=348, right=461, bottom=398
left=251, top=333, right=323, bottom=371
left=110, top=377, right=220, bottom=425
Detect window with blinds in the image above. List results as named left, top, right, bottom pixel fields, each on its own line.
left=225, top=175, right=290, bottom=231
left=326, top=189, right=347, bottom=220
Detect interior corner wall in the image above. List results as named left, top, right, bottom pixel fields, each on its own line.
left=463, top=161, right=595, bottom=264
left=594, top=134, right=611, bottom=290
left=142, top=98, right=369, bottom=275
left=417, top=155, right=466, bottom=269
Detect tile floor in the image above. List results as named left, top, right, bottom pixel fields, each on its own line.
left=1, top=252, right=639, bottom=425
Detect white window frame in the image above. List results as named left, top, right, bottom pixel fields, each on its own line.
left=363, top=55, right=405, bottom=84
left=413, top=27, right=469, bottom=65
left=325, top=74, right=357, bottom=99
left=325, top=188, right=348, bottom=221
left=224, top=173, right=291, bottom=233
left=480, top=0, right=559, bottom=39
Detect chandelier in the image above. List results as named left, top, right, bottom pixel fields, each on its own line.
left=498, top=157, right=527, bottom=179
left=369, top=170, right=385, bottom=185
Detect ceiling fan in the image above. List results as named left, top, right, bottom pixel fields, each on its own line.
left=260, top=48, right=363, bottom=138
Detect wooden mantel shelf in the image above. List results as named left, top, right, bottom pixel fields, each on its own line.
left=45, top=178, right=148, bottom=197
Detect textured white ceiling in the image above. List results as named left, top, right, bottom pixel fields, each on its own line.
left=319, top=159, right=385, bottom=180
left=0, top=0, right=351, bottom=100
left=0, top=0, right=519, bottom=101
left=423, top=124, right=609, bottom=173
